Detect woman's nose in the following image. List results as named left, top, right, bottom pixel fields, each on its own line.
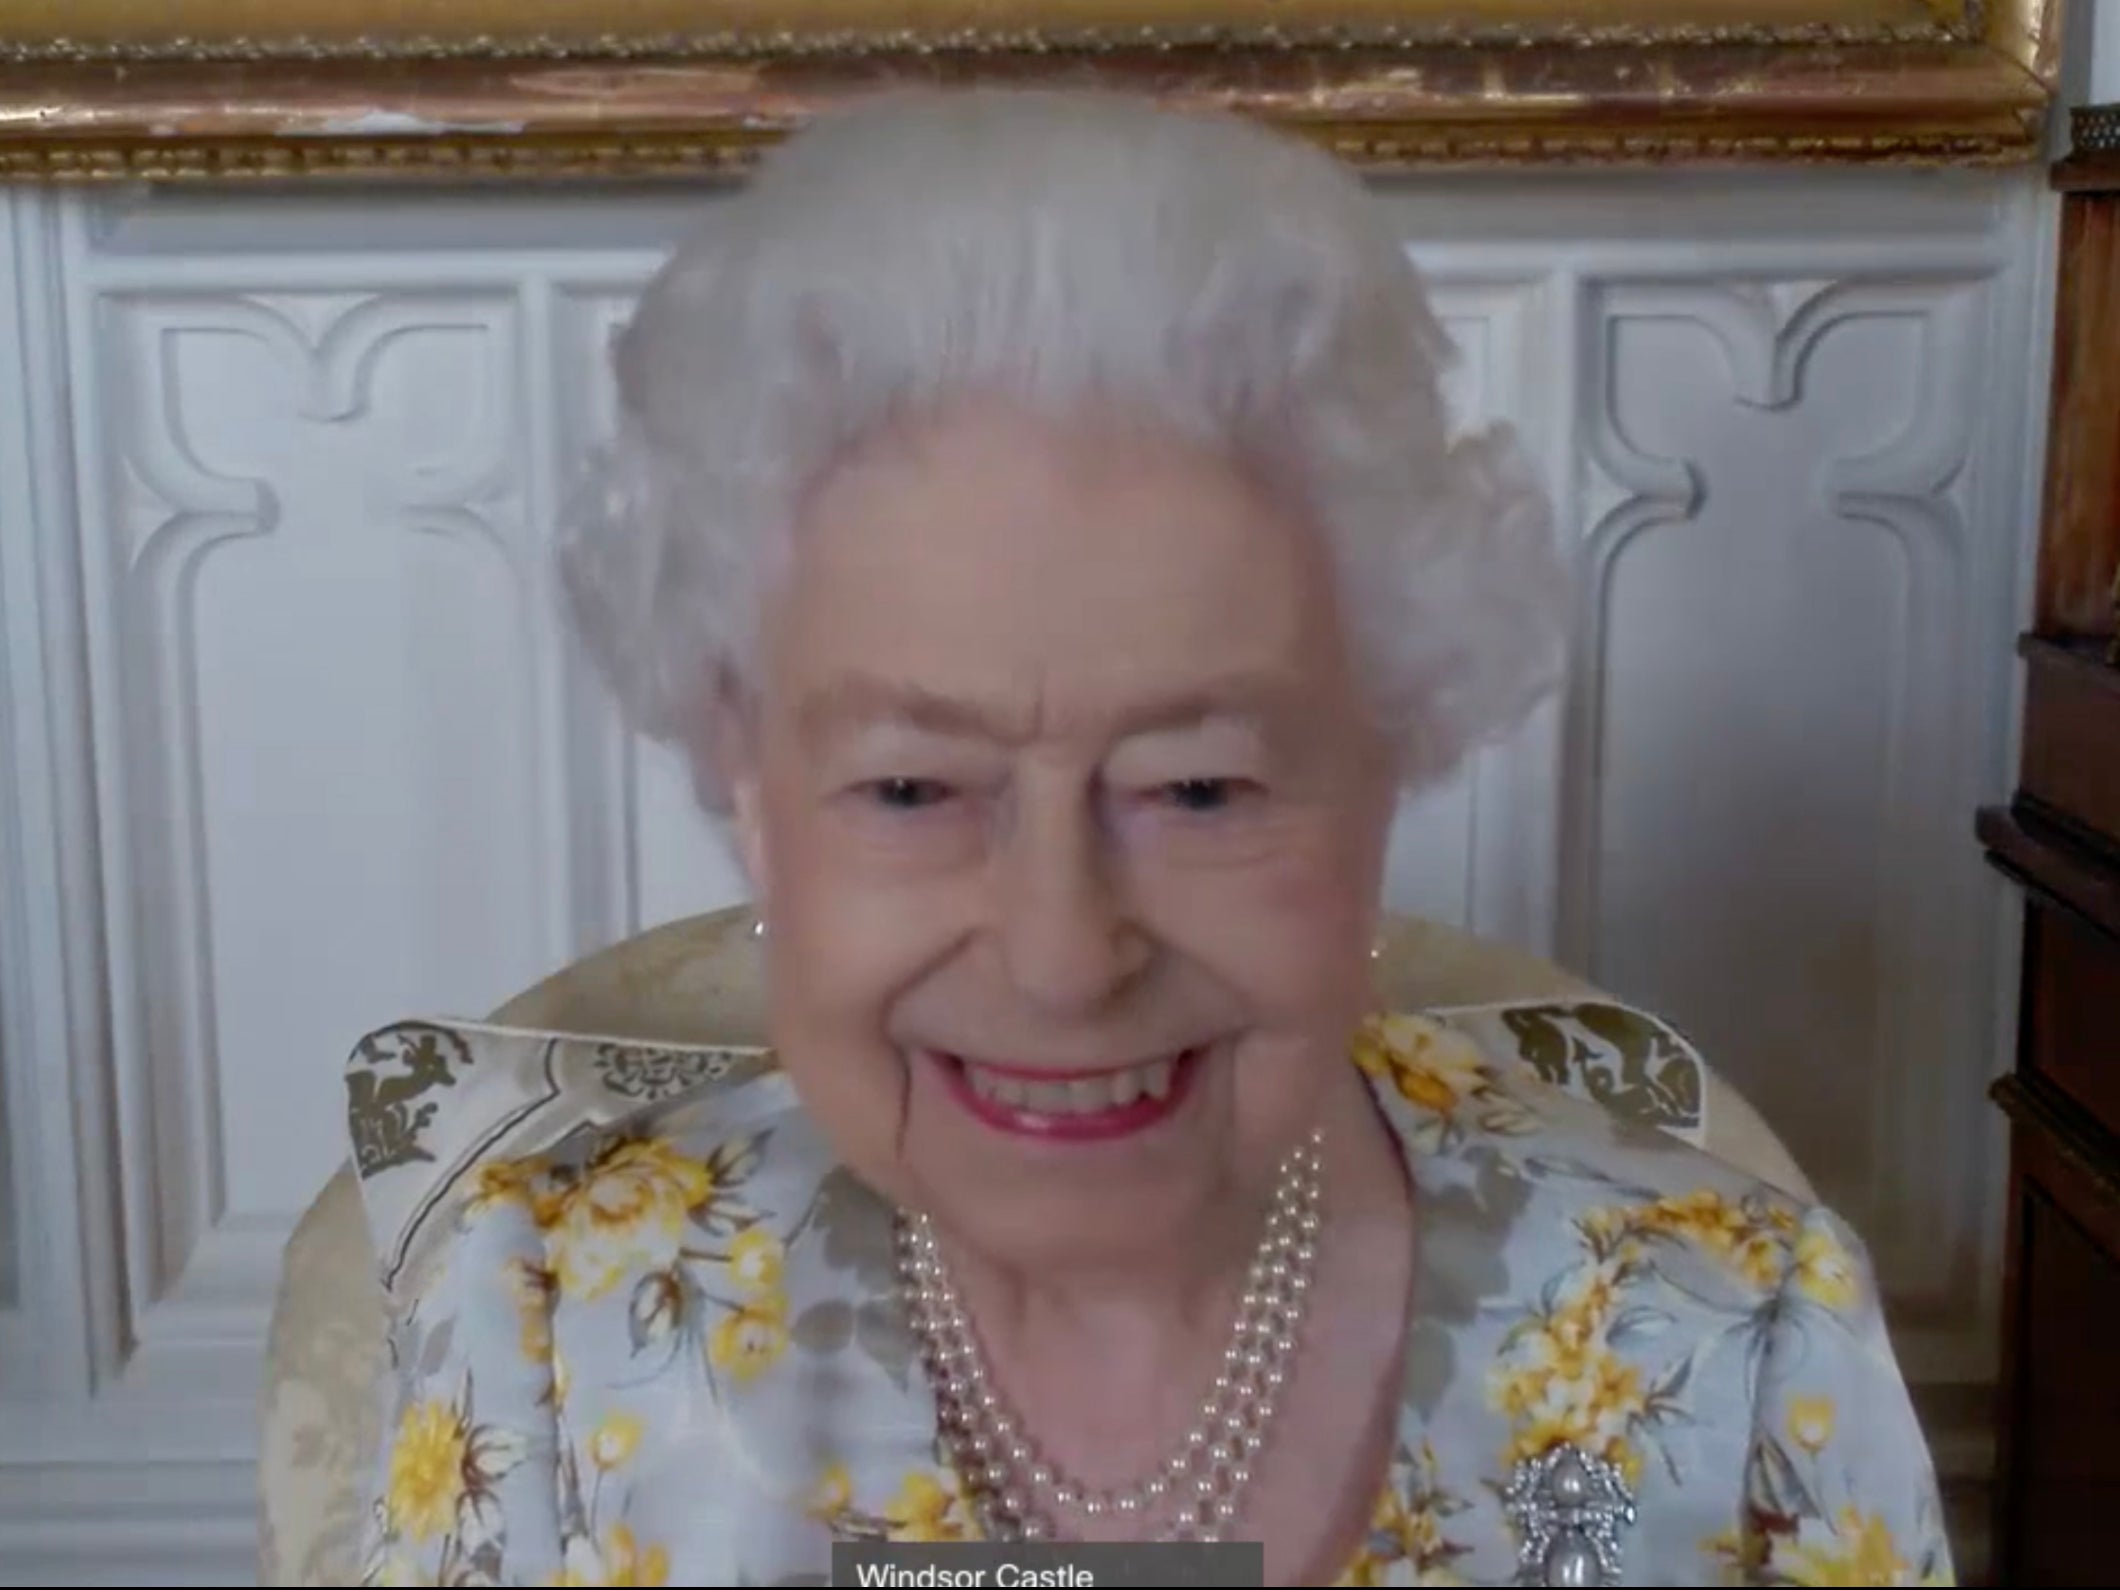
left=990, top=795, right=1149, bottom=1015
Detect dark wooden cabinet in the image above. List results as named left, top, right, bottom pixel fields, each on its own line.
left=1978, top=105, right=2120, bottom=1590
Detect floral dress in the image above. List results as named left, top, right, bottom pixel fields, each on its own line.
left=357, top=1013, right=1953, bottom=1586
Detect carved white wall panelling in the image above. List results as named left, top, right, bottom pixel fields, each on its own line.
left=0, top=200, right=30, bottom=1329
left=0, top=194, right=274, bottom=1586
left=625, top=737, right=752, bottom=933
left=73, top=282, right=573, bottom=1406
left=1969, top=187, right=2063, bottom=1370
left=0, top=1115, right=13, bottom=1314
left=0, top=1454, right=261, bottom=1586
left=1820, top=286, right=1997, bottom=1333
left=1453, top=271, right=1572, bottom=956
left=1387, top=276, right=1565, bottom=952
left=549, top=286, right=640, bottom=947
left=0, top=191, right=43, bottom=1377
left=0, top=187, right=110, bottom=1417
left=0, top=173, right=2054, bottom=1580
left=1567, top=265, right=2022, bottom=1386
left=550, top=285, right=754, bottom=938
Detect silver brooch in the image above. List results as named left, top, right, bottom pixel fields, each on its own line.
left=1502, top=1443, right=1638, bottom=1586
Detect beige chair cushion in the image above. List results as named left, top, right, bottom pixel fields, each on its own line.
left=256, top=908, right=1811, bottom=1586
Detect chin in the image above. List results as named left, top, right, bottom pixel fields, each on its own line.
left=936, top=1179, right=1218, bottom=1274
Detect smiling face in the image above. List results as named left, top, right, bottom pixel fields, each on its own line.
left=721, top=396, right=1399, bottom=1275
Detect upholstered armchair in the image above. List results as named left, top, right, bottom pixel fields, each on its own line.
left=256, top=907, right=1810, bottom=1586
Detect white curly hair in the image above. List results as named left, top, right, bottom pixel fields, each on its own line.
left=560, top=87, right=1569, bottom=805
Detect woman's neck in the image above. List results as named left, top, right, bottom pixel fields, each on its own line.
left=944, top=1188, right=1271, bottom=1390
left=915, top=1067, right=1412, bottom=1502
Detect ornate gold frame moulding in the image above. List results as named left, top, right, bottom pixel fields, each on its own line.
left=0, top=0, right=2063, bottom=182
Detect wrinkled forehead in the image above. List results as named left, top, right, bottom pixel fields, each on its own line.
left=790, top=667, right=1317, bottom=754
left=750, top=397, right=1359, bottom=738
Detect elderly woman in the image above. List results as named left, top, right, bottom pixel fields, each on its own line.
left=356, top=90, right=1948, bottom=1587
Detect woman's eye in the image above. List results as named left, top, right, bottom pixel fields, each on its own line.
left=864, top=777, right=954, bottom=811
left=1163, top=778, right=1245, bottom=813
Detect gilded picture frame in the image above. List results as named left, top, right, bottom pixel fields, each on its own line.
left=0, top=0, right=2064, bottom=182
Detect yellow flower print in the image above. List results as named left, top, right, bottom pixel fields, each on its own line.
left=385, top=1399, right=466, bottom=1542
left=546, top=1137, right=712, bottom=1233
left=1505, top=1415, right=1643, bottom=1493
left=1341, top=1559, right=1468, bottom=1590
left=590, top=1412, right=645, bottom=1471
left=554, top=1351, right=572, bottom=1408
left=1793, top=1224, right=1860, bottom=1312
left=1494, top=1275, right=1650, bottom=1487
left=1490, top=1255, right=1645, bottom=1455
left=728, top=1226, right=785, bottom=1295
left=554, top=1523, right=671, bottom=1587
left=1376, top=1484, right=1441, bottom=1556
left=1354, top=1014, right=1493, bottom=1115
left=469, top=1158, right=539, bottom=1216
left=709, top=1293, right=790, bottom=1382
left=539, top=1138, right=714, bottom=1302
left=1512, top=1359, right=1652, bottom=1488
left=1336, top=1442, right=1473, bottom=1586
left=1546, top=1260, right=1623, bottom=1358
left=884, top=1470, right=974, bottom=1542
left=1493, top=1327, right=1596, bottom=1424
left=1788, top=1395, right=1836, bottom=1454
left=1592, top=1356, right=1648, bottom=1424
left=555, top=1539, right=595, bottom=1588
left=1578, top=1205, right=1633, bottom=1250
left=626, top=1266, right=686, bottom=1354
left=1353, top=1014, right=1539, bottom=1148
left=1730, top=1229, right=1789, bottom=1291
left=380, top=1376, right=529, bottom=1558
left=365, top=1552, right=435, bottom=1586
left=1705, top=1525, right=1770, bottom=1583
left=1777, top=1507, right=1914, bottom=1586
left=1643, top=1188, right=1789, bottom=1289
left=1492, top=1362, right=1542, bottom=1423
left=1715, top=1398, right=1952, bottom=1585
left=600, top=1523, right=670, bottom=1587
left=1638, top=1188, right=1744, bottom=1249
left=808, top=1462, right=854, bottom=1523
left=505, top=1256, right=558, bottom=1365
left=1616, top=1187, right=1802, bottom=1293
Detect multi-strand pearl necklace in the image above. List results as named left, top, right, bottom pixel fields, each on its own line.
left=894, top=1128, right=1325, bottom=1544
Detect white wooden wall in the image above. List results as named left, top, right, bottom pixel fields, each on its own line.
left=0, top=168, right=2053, bottom=1583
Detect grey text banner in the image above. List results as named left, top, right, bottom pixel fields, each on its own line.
left=830, top=1540, right=1267, bottom=1587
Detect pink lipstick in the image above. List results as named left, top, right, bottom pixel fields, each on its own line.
left=935, top=1047, right=1204, bottom=1142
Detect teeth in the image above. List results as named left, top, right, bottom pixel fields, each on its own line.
left=967, top=1070, right=1029, bottom=1108
left=959, top=1051, right=1190, bottom=1116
